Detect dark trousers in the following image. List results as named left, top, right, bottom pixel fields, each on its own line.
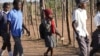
left=90, top=47, right=100, bottom=56
left=13, top=37, right=23, bottom=56
left=1, top=33, right=11, bottom=52
left=76, top=36, right=89, bottom=56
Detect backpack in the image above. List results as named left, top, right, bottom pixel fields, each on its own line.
left=39, top=23, right=46, bottom=39
left=39, top=19, right=52, bottom=39
left=91, top=29, right=100, bottom=47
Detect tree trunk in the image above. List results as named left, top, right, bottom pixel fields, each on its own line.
left=90, top=0, right=94, bottom=35
left=40, top=0, right=45, bottom=22
left=66, top=0, right=71, bottom=45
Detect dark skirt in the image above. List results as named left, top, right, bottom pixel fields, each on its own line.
left=91, top=29, right=100, bottom=47
left=44, top=35, right=56, bottom=48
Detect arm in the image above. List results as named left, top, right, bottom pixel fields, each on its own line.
left=7, top=12, right=11, bottom=35
left=51, top=19, right=56, bottom=34
left=55, top=29, right=62, bottom=37
left=7, top=21, right=10, bottom=34
left=72, top=20, right=79, bottom=36
left=51, top=19, right=62, bottom=37
left=55, top=29, right=64, bottom=41
left=22, top=24, right=30, bottom=36
left=72, top=9, right=79, bottom=37
left=6, top=13, right=11, bottom=36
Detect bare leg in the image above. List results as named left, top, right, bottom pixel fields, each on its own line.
left=50, top=48, right=53, bottom=56
left=44, top=47, right=51, bottom=56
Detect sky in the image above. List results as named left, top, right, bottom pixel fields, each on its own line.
left=0, top=0, right=39, bottom=3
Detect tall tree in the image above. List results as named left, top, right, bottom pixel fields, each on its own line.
left=90, top=0, right=94, bottom=35
left=40, top=0, right=45, bottom=22
left=66, top=0, right=71, bottom=45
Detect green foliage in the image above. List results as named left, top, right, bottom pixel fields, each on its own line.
left=45, top=0, right=62, bottom=15
left=45, top=0, right=54, bottom=8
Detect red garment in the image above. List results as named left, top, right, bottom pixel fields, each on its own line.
left=44, top=9, right=55, bottom=33
left=51, top=19, right=55, bottom=34
left=44, top=9, right=53, bottom=17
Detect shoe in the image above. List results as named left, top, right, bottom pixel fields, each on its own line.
left=1, top=51, right=5, bottom=56
left=8, top=51, right=13, bottom=56
left=44, top=53, right=48, bottom=56
left=21, top=54, right=24, bottom=56
left=0, top=50, right=5, bottom=56
left=0, top=49, right=2, bottom=56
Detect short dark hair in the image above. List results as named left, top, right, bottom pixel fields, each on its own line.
left=96, top=2, right=100, bottom=8
left=3, top=2, right=10, bottom=8
left=13, top=0, right=21, bottom=6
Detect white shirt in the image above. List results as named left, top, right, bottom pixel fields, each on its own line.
left=2, top=11, right=9, bottom=14
left=72, top=8, right=89, bottom=37
left=94, top=11, right=100, bottom=27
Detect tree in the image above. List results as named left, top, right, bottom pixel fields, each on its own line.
left=90, top=0, right=94, bottom=35
left=66, top=0, right=71, bottom=45
left=40, top=0, right=45, bottom=22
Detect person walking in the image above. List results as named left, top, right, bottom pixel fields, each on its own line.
left=90, top=2, right=100, bottom=56
left=72, top=1, right=89, bottom=56
left=7, top=0, right=25, bottom=56
left=43, top=9, right=63, bottom=56
left=0, top=3, right=13, bottom=56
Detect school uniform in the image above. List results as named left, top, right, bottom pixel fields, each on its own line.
left=0, top=10, right=12, bottom=56
left=94, top=11, right=100, bottom=27
left=72, top=8, right=89, bottom=56
left=90, top=11, right=100, bottom=56
left=7, top=9, right=23, bottom=56
left=43, top=19, right=56, bottom=48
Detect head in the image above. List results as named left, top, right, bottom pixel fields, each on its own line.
left=78, top=1, right=88, bottom=9
left=96, top=2, right=100, bottom=11
left=44, top=9, right=53, bottom=20
left=3, top=3, right=10, bottom=12
left=13, top=0, right=22, bottom=10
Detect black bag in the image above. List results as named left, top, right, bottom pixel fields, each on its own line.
left=91, top=29, right=100, bottom=47
left=39, top=19, right=53, bottom=39
left=39, top=23, right=46, bottom=39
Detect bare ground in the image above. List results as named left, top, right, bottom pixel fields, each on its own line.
left=0, top=36, right=79, bottom=56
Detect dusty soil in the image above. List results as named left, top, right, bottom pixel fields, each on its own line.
left=0, top=36, right=79, bottom=56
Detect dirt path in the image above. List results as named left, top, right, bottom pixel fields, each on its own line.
left=0, top=36, right=79, bottom=56
left=0, top=36, right=100, bottom=56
